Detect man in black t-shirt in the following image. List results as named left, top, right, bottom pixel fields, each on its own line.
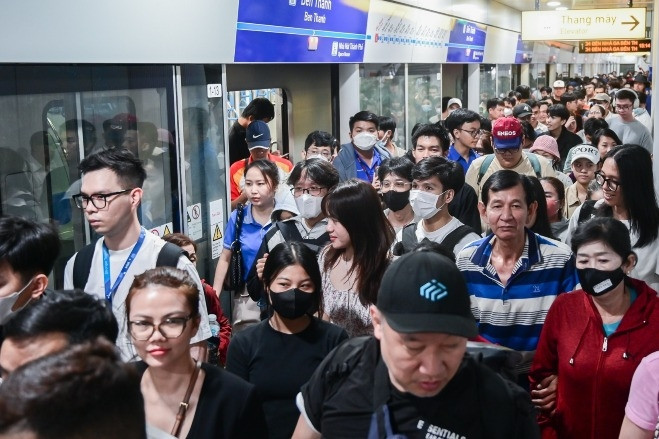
left=292, top=251, right=539, bottom=439
left=227, top=98, right=275, bottom=164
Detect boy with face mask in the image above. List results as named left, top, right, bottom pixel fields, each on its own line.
left=378, top=157, right=418, bottom=233
left=333, top=111, right=391, bottom=183
left=0, top=216, right=60, bottom=330
left=245, top=159, right=340, bottom=309
left=393, top=156, right=480, bottom=257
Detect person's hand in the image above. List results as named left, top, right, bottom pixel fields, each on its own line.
left=256, top=253, right=268, bottom=280
left=531, top=374, right=558, bottom=413
left=565, top=116, right=577, bottom=133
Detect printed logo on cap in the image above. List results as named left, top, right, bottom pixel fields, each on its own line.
left=419, top=279, right=448, bottom=302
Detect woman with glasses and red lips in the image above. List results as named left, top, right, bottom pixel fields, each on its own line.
left=566, top=145, right=659, bottom=292
left=126, top=267, right=267, bottom=439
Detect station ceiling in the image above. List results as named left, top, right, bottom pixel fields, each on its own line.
left=506, top=0, right=653, bottom=11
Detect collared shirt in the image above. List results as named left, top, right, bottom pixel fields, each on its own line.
left=229, top=154, right=294, bottom=200
left=223, top=203, right=274, bottom=280
left=354, top=149, right=382, bottom=183
left=447, top=144, right=479, bottom=174
left=564, top=183, right=583, bottom=219
left=456, top=229, right=578, bottom=351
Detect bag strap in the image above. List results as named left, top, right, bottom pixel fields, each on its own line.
left=441, top=224, right=477, bottom=253
left=171, top=360, right=202, bottom=438
left=524, top=151, right=542, bottom=178
left=156, top=242, right=185, bottom=268
left=231, top=204, right=246, bottom=252
left=477, top=155, right=495, bottom=185
left=72, top=240, right=100, bottom=290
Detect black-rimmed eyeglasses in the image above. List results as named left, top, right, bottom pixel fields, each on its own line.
left=72, top=189, right=132, bottom=209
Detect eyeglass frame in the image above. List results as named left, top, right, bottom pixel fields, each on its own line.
left=72, top=189, right=132, bottom=209
left=128, top=315, right=195, bottom=341
left=381, top=180, right=413, bottom=192
left=615, top=104, right=632, bottom=111
left=595, top=171, right=621, bottom=192
left=290, top=186, right=327, bottom=197
left=457, top=128, right=483, bottom=138
left=494, top=147, right=521, bottom=156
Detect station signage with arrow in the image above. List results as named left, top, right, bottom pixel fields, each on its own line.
left=522, top=8, right=646, bottom=41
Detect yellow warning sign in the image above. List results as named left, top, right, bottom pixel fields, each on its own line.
left=163, top=225, right=171, bottom=236
left=213, top=225, right=222, bottom=241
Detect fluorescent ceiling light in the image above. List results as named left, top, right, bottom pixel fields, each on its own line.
left=556, top=6, right=568, bottom=10
left=547, top=1, right=560, bottom=5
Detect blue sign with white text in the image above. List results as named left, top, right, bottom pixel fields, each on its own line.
left=515, top=35, right=534, bottom=63
left=446, top=19, right=486, bottom=63
left=235, top=0, right=371, bottom=62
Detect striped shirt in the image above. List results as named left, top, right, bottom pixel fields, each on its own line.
left=456, top=229, right=578, bottom=351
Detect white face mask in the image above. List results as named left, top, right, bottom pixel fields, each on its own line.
left=295, top=193, right=324, bottom=219
left=352, top=132, right=377, bottom=151
left=421, top=104, right=432, bottom=112
left=409, top=189, right=448, bottom=219
left=0, top=278, right=35, bottom=325
left=306, top=153, right=330, bottom=162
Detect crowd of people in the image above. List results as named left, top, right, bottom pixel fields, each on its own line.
left=0, top=70, right=658, bottom=439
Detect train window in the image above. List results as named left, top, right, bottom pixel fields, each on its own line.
left=408, top=64, right=443, bottom=134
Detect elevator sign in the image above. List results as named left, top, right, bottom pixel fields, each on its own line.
left=522, top=8, right=646, bottom=41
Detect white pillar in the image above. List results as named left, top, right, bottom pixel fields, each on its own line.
left=652, top=5, right=659, bottom=196
left=520, top=64, right=530, bottom=86
left=548, top=64, right=557, bottom=85
left=467, top=64, right=480, bottom=113
left=338, top=64, right=360, bottom=145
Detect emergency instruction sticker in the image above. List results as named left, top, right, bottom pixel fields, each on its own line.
left=150, top=222, right=173, bottom=237
left=186, top=203, right=203, bottom=241
left=209, top=199, right=224, bottom=259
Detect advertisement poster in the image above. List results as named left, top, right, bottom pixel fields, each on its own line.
left=446, top=19, right=487, bottom=63
left=235, top=0, right=371, bottom=62
left=515, top=35, right=534, bottom=63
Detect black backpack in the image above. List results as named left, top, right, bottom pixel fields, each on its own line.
left=392, top=223, right=476, bottom=256
left=71, top=240, right=184, bottom=289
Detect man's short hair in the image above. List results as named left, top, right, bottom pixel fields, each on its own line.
left=411, top=123, right=450, bottom=153
left=348, top=111, right=379, bottom=131
left=3, top=290, right=119, bottom=345
left=616, top=89, right=637, bottom=103
left=515, top=85, right=531, bottom=100
left=583, top=117, right=608, bottom=138
left=78, top=148, right=147, bottom=189
left=241, top=97, right=275, bottom=120
left=0, top=216, right=60, bottom=284
left=378, top=116, right=396, bottom=133
left=540, top=86, right=552, bottom=94
left=287, top=158, right=340, bottom=190
left=303, top=130, right=334, bottom=151
left=547, top=104, right=570, bottom=121
left=444, top=109, right=480, bottom=133
left=411, top=155, right=464, bottom=193
left=60, top=119, right=97, bottom=146
left=526, top=99, right=539, bottom=109
left=560, top=92, right=577, bottom=104
left=481, top=169, right=535, bottom=206
left=0, top=339, right=145, bottom=439
left=486, top=98, right=504, bottom=111
left=378, top=156, right=414, bottom=183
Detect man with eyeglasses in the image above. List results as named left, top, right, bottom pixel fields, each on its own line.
left=466, top=117, right=555, bottom=204
left=608, top=89, right=653, bottom=153
left=63, top=148, right=211, bottom=361
left=302, top=130, right=335, bottom=162
left=445, top=108, right=482, bottom=174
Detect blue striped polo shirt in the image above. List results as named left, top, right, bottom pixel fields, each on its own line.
left=456, top=229, right=578, bottom=351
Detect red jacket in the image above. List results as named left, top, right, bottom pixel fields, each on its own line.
left=530, top=278, right=659, bottom=439
left=202, top=280, right=232, bottom=365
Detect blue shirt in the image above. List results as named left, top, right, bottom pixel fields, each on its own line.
left=447, top=144, right=479, bottom=174
left=354, top=149, right=382, bottom=183
left=456, top=229, right=578, bottom=351
left=223, top=204, right=274, bottom=281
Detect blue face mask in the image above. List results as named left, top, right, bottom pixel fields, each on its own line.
left=375, top=135, right=388, bottom=150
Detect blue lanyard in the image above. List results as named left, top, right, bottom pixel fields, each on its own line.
left=102, top=228, right=146, bottom=303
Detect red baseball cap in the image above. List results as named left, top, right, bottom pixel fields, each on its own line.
left=491, top=117, right=522, bottom=149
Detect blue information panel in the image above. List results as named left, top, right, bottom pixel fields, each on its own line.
left=515, top=35, right=534, bottom=63
left=446, top=19, right=486, bottom=63
left=235, top=0, right=370, bottom=62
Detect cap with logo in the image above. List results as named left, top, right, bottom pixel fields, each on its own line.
left=593, top=93, right=611, bottom=103
left=570, top=144, right=600, bottom=165
left=491, top=117, right=523, bottom=149
left=246, top=120, right=271, bottom=149
left=376, top=251, right=478, bottom=337
left=513, top=103, right=532, bottom=119
left=447, top=98, right=462, bottom=109
left=529, top=135, right=560, bottom=162
left=553, top=80, right=565, bottom=88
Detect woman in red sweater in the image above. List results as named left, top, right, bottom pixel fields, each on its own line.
left=530, top=217, right=659, bottom=439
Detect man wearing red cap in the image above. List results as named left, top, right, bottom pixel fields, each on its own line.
left=465, top=117, right=556, bottom=202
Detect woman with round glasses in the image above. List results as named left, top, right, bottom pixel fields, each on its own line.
left=377, top=156, right=418, bottom=233
left=127, top=267, right=267, bottom=439
left=567, top=144, right=659, bottom=290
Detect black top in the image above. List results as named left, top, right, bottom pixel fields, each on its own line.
left=555, top=128, right=583, bottom=169
left=226, top=318, right=348, bottom=439
left=228, top=120, right=249, bottom=164
left=449, top=184, right=481, bottom=231
left=300, top=337, right=539, bottom=439
left=134, top=361, right=268, bottom=439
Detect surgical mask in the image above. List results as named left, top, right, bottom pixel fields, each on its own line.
left=352, top=132, right=377, bottom=151
left=269, top=288, right=317, bottom=319
left=409, top=189, right=448, bottom=219
left=421, top=104, right=432, bottom=112
left=435, top=107, right=442, bottom=115
left=0, top=278, right=35, bottom=325
left=295, top=193, right=324, bottom=219
left=375, top=135, right=388, bottom=150
left=382, top=189, right=410, bottom=212
left=577, top=267, right=625, bottom=297
left=306, top=153, right=330, bottom=162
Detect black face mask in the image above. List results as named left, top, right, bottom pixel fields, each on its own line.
left=269, top=288, right=317, bottom=319
left=382, top=189, right=411, bottom=212
left=577, top=267, right=625, bottom=297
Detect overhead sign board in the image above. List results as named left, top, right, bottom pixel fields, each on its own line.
left=578, top=39, right=651, bottom=54
left=522, top=8, right=646, bottom=41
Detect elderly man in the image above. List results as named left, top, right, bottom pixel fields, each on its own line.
left=292, top=250, right=539, bottom=438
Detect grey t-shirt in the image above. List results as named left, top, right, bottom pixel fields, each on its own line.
left=608, top=116, right=653, bottom=152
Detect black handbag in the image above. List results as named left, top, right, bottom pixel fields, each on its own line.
left=224, top=204, right=246, bottom=292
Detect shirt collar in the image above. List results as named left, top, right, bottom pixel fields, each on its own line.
left=471, top=229, right=540, bottom=268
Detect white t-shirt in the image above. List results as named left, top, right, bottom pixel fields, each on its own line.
left=64, top=230, right=211, bottom=361
left=415, top=216, right=481, bottom=256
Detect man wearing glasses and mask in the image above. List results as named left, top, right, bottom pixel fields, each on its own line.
left=465, top=117, right=556, bottom=204
left=64, top=148, right=211, bottom=361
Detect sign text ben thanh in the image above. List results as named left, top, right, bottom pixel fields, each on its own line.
left=522, top=8, right=646, bottom=41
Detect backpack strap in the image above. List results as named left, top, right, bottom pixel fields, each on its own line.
left=276, top=220, right=330, bottom=255
left=72, top=240, right=99, bottom=290
left=392, top=223, right=419, bottom=256
left=441, top=224, right=477, bottom=253
left=524, top=152, right=542, bottom=178
left=477, top=155, right=496, bottom=185
left=156, top=242, right=186, bottom=268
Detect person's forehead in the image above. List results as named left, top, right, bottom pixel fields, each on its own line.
left=352, top=120, right=377, bottom=130
left=0, top=333, right=69, bottom=374
left=415, top=135, right=441, bottom=147
left=309, top=143, right=331, bottom=150
left=81, top=168, right=122, bottom=192
left=382, top=172, right=409, bottom=182
left=294, top=172, right=319, bottom=186
left=414, top=176, right=442, bottom=187
left=487, top=184, right=526, bottom=202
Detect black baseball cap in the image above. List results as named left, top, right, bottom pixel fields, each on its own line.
left=513, top=103, right=532, bottom=119
left=377, top=251, right=478, bottom=337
